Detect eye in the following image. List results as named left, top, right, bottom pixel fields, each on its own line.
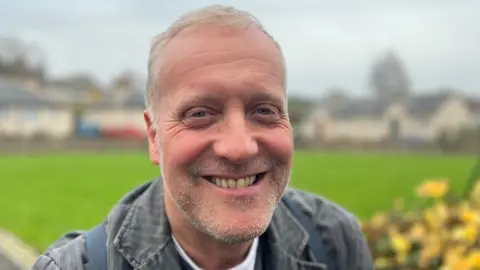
left=183, top=107, right=218, bottom=128
left=185, top=107, right=212, bottom=118
left=190, top=110, right=208, bottom=118
left=255, top=107, right=275, bottom=115
left=250, top=105, right=281, bottom=124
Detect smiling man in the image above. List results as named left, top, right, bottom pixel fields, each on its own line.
left=32, top=5, right=373, bottom=270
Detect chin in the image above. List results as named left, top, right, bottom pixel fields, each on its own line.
left=206, top=212, right=273, bottom=243
left=211, top=224, right=268, bottom=244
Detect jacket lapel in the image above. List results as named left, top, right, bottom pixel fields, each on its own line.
left=267, top=244, right=327, bottom=270
left=112, top=178, right=176, bottom=269
left=135, top=241, right=184, bottom=270
left=111, top=178, right=328, bottom=270
left=265, top=199, right=328, bottom=270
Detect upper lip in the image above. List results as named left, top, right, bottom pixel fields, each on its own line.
left=202, top=172, right=267, bottom=179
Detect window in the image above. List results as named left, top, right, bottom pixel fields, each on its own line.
left=0, top=108, right=8, bottom=121
left=389, top=119, right=401, bottom=140
left=23, top=109, right=38, bottom=121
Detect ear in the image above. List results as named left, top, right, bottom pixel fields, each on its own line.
left=144, top=111, right=160, bottom=165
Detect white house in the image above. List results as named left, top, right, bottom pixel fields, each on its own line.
left=82, top=90, right=146, bottom=133
left=302, top=92, right=479, bottom=144
left=0, top=81, right=73, bottom=139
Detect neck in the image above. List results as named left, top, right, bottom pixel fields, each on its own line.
left=165, top=195, right=253, bottom=270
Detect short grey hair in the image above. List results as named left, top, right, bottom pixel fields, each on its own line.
left=145, top=5, right=285, bottom=119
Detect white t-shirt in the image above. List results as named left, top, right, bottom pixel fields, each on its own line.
left=172, top=236, right=259, bottom=270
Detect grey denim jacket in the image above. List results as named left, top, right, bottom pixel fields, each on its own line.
left=32, top=178, right=373, bottom=270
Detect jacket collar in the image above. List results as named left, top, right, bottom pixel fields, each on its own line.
left=112, top=178, right=326, bottom=270
left=112, top=178, right=172, bottom=268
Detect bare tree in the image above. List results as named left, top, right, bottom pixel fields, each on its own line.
left=0, top=36, right=24, bottom=64
left=0, top=36, right=47, bottom=83
left=321, top=87, right=350, bottom=109
left=53, top=73, right=98, bottom=90
left=110, top=70, right=137, bottom=92
left=288, top=95, right=315, bottom=125
left=369, top=50, right=411, bottom=101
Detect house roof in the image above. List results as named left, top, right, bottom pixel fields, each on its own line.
left=318, top=92, right=458, bottom=120
left=123, top=90, right=145, bottom=109
left=403, top=93, right=452, bottom=119
left=0, top=80, right=51, bottom=107
left=43, top=84, right=109, bottom=104
left=466, top=99, right=480, bottom=114
left=85, top=89, right=146, bottom=110
left=319, top=98, right=391, bottom=119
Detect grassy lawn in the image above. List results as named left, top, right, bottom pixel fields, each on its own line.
left=0, top=151, right=475, bottom=252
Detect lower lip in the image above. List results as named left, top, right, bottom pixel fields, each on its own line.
left=203, top=174, right=266, bottom=197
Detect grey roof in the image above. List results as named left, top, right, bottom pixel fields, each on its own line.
left=85, top=90, right=145, bottom=110
left=403, top=93, right=451, bottom=119
left=44, top=84, right=110, bottom=104
left=466, top=99, right=480, bottom=114
left=87, top=97, right=116, bottom=110
left=322, top=98, right=391, bottom=119
left=0, top=81, right=50, bottom=107
left=320, top=92, right=456, bottom=120
left=123, top=90, right=146, bottom=109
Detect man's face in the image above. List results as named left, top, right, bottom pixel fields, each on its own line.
left=146, top=25, right=293, bottom=243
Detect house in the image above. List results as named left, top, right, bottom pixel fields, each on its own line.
left=0, top=80, right=73, bottom=139
left=81, top=90, right=147, bottom=135
left=466, top=99, right=480, bottom=124
left=302, top=91, right=479, bottom=144
left=386, top=92, right=474, bottom=141
left=0, top=55, right=46, bottom=90
left=40, top=75, right=107, bottom=105
left=301, top=98, right=391, bottom=143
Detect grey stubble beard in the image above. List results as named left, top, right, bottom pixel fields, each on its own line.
left=167, top=158, right=290, bottom=244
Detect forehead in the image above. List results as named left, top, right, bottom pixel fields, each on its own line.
left=155, top=25, right=285, bottom=101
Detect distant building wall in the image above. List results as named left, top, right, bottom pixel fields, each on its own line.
left=0, top=105, right=73, bottom=139
left=83, top=108, right=146, bottom=132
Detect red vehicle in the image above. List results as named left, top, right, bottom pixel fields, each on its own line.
left=101, top=126, right=146, bottom=140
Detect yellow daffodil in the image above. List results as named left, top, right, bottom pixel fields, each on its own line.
left=374, top=257, right=391, bottom=269
left=434, top=201, right=449, bottom=223
left=370, top=212, right=388, bottom=229
left=363, top=177, right=480, bottom=269
left=424, top=208, right=442, bottom=230
left=420, top=244, right=442, bottom=268
left=461, top=208, right=480, bottom=225
left=464, top=225, right=478, bottom=243
left=416, top=179, right=449, bottom=198
left=408, top=223, right=426, bottom=241
left=453, top=258, right=472, bottom=270
left=444, top=246, right=468, bottom=269
left=470, top=179, right=480, bottom=206
left=468, top=250, right=480, bottom=268
left=390, top=232, right=411, bottom=254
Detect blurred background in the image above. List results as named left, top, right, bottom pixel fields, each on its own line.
left=0, top=1, right=479, bottom=269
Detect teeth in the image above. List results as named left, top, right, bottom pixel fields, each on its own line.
left=211, top=175, right=256, bottom=189
left=237, top=178, right=245, bottom=188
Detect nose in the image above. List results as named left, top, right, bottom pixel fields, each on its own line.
left=213, top=113, right=259, bottom=163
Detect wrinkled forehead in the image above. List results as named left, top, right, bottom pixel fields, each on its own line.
left=155, top=25, right=285, bottom=96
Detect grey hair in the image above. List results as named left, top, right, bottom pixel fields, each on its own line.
left=144, top=5, right=285, bottom=120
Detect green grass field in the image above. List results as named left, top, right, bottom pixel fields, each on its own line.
left=0, top=151, right=475, bottom=252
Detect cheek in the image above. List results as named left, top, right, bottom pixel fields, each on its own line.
left=161, top=131, right=211, bottom=170
left=260, top=129, right=293, bottom=165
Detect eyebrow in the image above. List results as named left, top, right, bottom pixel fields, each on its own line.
left=172, top=80, right=285, bottom=108
left=179, top=92, right=225, bottom=107
left=245, top=91, right=284, bottom=107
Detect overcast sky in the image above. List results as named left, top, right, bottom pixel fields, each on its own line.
left=1, top=1, right=479, bottom=98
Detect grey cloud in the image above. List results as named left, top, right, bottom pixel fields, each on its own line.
left=0, top=1, right=478, bottom=97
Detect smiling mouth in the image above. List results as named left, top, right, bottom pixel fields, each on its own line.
left=202, top=172, right=267, bottom=189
